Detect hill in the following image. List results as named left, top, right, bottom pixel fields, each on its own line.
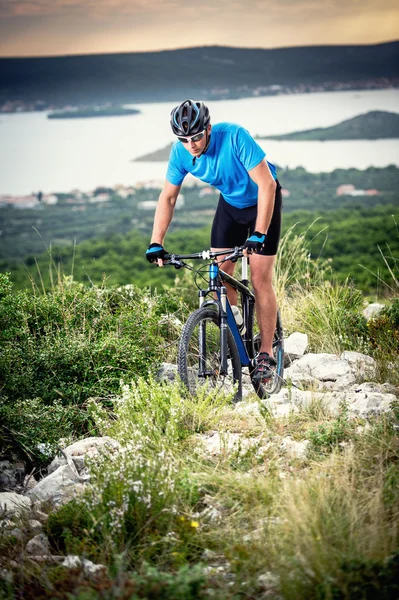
left=257, top=111, right=399, bottom=141
left=134, top=143, right=173, bottom=162
left=1, top=42, right=398, bottom=107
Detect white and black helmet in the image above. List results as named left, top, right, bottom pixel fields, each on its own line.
left=170, top=99, right=210, bottom=136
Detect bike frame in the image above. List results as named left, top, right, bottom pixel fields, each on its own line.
left=163, top=247, right=256, bottom=375
left=198, top=256, right=255, bottom=371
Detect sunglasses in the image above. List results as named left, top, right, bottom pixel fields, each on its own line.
left=177, top=130, right=206, bottom=144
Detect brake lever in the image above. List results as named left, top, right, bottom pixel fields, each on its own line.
left=163, top=255, right=185, bottom=269
left=220, top=247, right=243, bottom=264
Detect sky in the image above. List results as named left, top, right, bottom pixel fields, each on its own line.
left=0, top=0, right=398, bottom=57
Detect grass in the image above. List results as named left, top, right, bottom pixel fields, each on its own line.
left=2, top=382, right=398, bottom=599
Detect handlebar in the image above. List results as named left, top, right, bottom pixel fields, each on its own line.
left=162, top=246, right=246, bottom=269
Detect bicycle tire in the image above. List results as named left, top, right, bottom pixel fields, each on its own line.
left=248, top=309, right=284, bottom=398
left=177, top=307, right=242, bottom=402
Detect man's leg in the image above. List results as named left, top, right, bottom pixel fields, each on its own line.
left=249, top=253, right=277, bottom=357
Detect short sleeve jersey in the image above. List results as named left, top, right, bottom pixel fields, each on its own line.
left=166, top=122, right=277, bottom=209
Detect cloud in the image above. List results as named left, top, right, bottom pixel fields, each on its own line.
left=0, top=0, right=397, bottom=56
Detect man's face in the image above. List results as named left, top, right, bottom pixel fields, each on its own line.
left=178, top=125, right=211, bottom=157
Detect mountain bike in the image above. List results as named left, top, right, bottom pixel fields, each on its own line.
left=162, top=246, right=284, bottom=402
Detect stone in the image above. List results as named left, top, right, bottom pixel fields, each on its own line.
left=62, top=555, right=107, bottom=580
left=235, top=401, right=261, bottom=416
left=258, top=571, right=281, bottom=590
left=347, top=391, right=395, bottom=417
left=48, top=437, right=120, bottom=475
left=0, top=461, right=25, bottom=492
left=284, top=332, right=308, bottom=365
left=363, top=303, right=385, bottom=320
left=62, top=555, right=82, bottom=569
left=198, top=431, right=261, bottom=456
left=285, top=353, right=352, bottom=383
left=28, top=519, right=43, bottom=534
left=27, top=465, right=81, bottom=505
left=23, top=474, right=38, bottom=492
left=156, top=362, right=177, bottom=382
left=279, top=437, right=310, bottom=459
left=340, top=351, right=376, bottom=379
left=26, top=533, right=50, bottom=556
left=0, top=492, right=31, bottom=515
left=329, top=373, right=357, bottom=391
left=9, top=528, right=23, bottom=540
left=81, top=558, right=108, bottom=580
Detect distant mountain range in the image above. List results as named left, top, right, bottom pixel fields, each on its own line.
left=0, top=42, right=398, bottom=107
left=133, top=110, right=399, bottom=162
left=257, top=111, right=399, bottom=141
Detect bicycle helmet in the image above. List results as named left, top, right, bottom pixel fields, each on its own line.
left=170, top=99, right=210, bottom=136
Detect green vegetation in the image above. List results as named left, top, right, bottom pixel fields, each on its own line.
left=0, top=271, right=187, bottom=463
left=1, top=166, right=398, bottom=294
left=256, top=110, right=399, bottom=140
left=3, top=203, right=398, bottom=294
left=48, top=106, right=140, bottom=119
left=0, top=224, right=398, bottom=599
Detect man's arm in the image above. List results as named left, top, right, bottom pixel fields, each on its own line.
left=151, top=180, right=182, bottom=245
left=248, top=160, right=277, bottom=235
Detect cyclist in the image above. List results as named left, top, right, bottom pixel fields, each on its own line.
left=146, top=99, right=282, bottom=383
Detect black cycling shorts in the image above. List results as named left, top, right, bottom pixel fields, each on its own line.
left=210, top=179, right=282, bottom=256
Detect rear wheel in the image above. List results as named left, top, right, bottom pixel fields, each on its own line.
left=249, top=310, right=284, bottom=398
left=178, top=307, right=242, bottom=402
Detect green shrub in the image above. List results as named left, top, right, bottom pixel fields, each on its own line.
left=0, top=274, right=180, bottom=462
left=367, top=298, right=399, bottom=385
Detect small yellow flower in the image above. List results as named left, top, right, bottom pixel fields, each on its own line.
left=190, top=521, right=199, bottom=528
left=179, top=516, right=186, bottom=521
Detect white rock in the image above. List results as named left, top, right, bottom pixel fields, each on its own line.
left=234, top=401, right=261, bottom=416
left=329, top=373, right=357, bottom=391
left=363, top=303, right=384, bottom=320
left=9, top=528, right=23, bottom=539
left=271, top=403, right=299, bottom=418
left=258, top=571, right=280, bottom=590
left=157, top=362, right=177, bottom=382
left=306, top=354, right=352, bottom=381
left=48, top=436, right=120, bottom=475
left=27, top=465, right=81, bottom=505
left=198, top=432, right=261, bottom=456
left=62, top=555, right=82, bottom=569
left=284, top=332, right=308, bottom=364
left=62, top=557, right=108, bottom=579
left=28, top=520, right=43, bottom=534
left=347, top=391, right=396, bottom=417
left=279, top=437, right=310, bottom=459
left=81, top=558, right=108, bottom=579
left=26, top=533, right=50, bottom=556
left=340, top=351, right=376, bottom=379
left=0, top=492, right=31, bottom=515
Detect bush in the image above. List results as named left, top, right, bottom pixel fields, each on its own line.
left=0, top=274, right=179, bottom=462
left=284, top=278, right=369, bottom=354
left=367, top=298, right=399, bottom=385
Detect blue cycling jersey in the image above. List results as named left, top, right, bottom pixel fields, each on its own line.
left=166, top=122, right=277, bottom=209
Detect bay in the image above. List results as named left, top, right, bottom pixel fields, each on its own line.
left=0, top=89, right=398, bottom=196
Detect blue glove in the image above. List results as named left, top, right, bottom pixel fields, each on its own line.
left=244, top=231, right=266, bottom=253
left=146, top=243, right=167, bottom=263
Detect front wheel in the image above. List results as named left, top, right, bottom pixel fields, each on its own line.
left=177, top=307, right=242, bottom=402
left=249, top=310, right=284, bottom=398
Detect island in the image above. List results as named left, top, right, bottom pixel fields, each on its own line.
left=48, top=106, right=140, bottom=119
left=133, top=143, right=173, bottom=162
left=255, top=111, right=399, bottom=141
